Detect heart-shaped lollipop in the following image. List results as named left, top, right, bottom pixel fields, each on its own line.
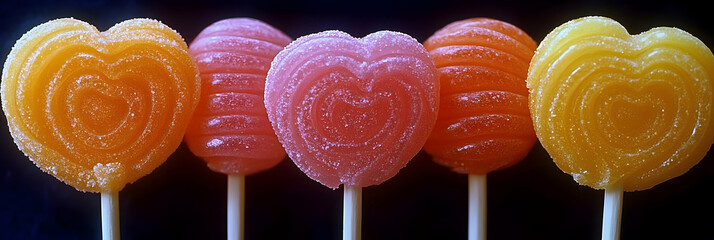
left=265, top=30, right=439, bottom=189
left=1, top=18, right=200, bottom=193
left=185, top=18, right=291, bottom=175
left=422, top=18, right=538, bottom=240
left=423, top=18, right=537, bottom=174
left=527, top=16, right=714, bottom=191
left=184, top=18, right=292, bottom=240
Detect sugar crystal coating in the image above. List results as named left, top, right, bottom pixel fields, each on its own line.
left=265, top=30, right=439, bottom=188
left=527, top=16, right=714, bottom=191
left=185, top=18, right=290, bottom=175
left=1, top=18, right=201, bottom=192
left=423, top=18, right=538, bottom=174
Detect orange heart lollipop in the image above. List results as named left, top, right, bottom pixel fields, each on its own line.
left=1, top=18, right=200, bottom=238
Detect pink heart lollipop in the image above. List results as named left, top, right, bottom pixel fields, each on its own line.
left=265, top=30, right=439, bottom=189
left=265, top=30, right=438, bottom=239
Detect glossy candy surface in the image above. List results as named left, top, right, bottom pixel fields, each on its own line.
left=1, top=18, right=200, bottom=192
left=185, top=18, right=290, bottom=175
left=265, top=30, right=439, bottom=189
left=527, top=16, right=714, bottom=191
left=423, top=18, right=538, bottom=174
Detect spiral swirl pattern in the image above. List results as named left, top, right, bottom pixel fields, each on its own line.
left=527, top=17, right=714, bottom=191
left=265, top=31, right=438, bottom=188
left=1, top=18, right=200, bottom=192
left=185, top=18, right=290, bottom=175
left=423, top=18, right=538, bottom=174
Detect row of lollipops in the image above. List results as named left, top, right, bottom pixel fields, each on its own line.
left=2, top=16, right=713, bottom=240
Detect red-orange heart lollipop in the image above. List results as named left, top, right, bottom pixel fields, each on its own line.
left=422, top=18, right=537, bottom=240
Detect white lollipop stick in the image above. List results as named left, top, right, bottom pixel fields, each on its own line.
left=343, top=185, right=362, bottom=240
left=468, top=174, right=486, bottom=240
left=602, top=183, right=623, bottom=240
left=228, top=174, right=245, bottom=240
left=101, top=191, right=120, bottom=240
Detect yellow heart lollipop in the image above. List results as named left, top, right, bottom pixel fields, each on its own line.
left=528, top=16, right=714, bottom=192
left=528, top=16, right=714, bottom=239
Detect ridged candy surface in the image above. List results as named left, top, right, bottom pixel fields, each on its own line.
left=1, top=18, right=200, bottom=192
left=527, top=16, right=714, bottom=191
left=423, top=18, right=538, bottom=174
left=185, top=18, right=290, bottom=175
left=265, top=30, right=439, bottom=188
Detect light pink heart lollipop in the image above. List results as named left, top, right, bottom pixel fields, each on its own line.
left=265, top=30, right=438, bottom=239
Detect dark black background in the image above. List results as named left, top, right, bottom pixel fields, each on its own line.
left=1, top=0, right=712, bottom=239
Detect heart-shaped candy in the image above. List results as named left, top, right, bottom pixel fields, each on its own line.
left=1, top=18, right=200, bottom=192
left=423, top=18, right=538, bottom=174
left=527, top=16, right=714, bottom=191
left=265, top=30, right=439, bottom=188
left=185, top=18, right=291, bottom=175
